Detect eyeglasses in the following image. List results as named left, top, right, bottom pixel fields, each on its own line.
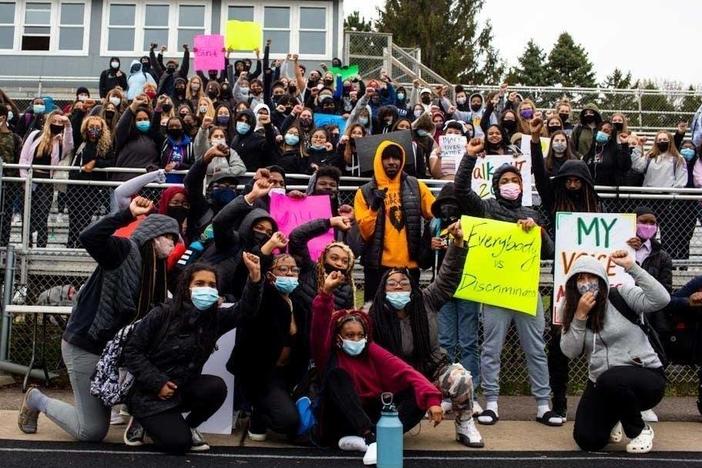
left=275, top=266, right=300, bottom=274
left=386, top=279, right=411, bottom=288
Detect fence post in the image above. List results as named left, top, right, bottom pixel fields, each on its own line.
left=636, top=86, right=643, bottom=129
left=0, top=244, right=15, bottom=361
left=343, top=31, right=350, bottom=65
left=21, top=168, right=32, bottom=251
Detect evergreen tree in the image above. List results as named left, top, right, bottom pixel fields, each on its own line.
left=599, top=68, right=638, bottom=119
left=344, top=11, right=373, bottom=32
left=506, top=40, right=550, bottom=86
left=546, top=33, right=596, bottom=87
left=376, top=0, right=504, bottom=84
left=679, top=85, right=702, bottom=127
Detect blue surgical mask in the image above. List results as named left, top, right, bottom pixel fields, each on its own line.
left=274, top=276, right=299, bottom=294
left=285, top=133, right=299, bottom=146
left=386, top=291, right=411, bottom=310
left=341, top=338, right=367, bottom=356
left=310, top=144, right=326, bottom=151
left=240, top=87, right=250, bottom=95
left=236, top=121, right=251, bottom=134
left=190, top=286, right=219, bottom=310
left=681, top=148, right=696, bottom=161
left=211, top=187, right=236, bottom=206
left=33, top=104, right=45, bottom=114
left=397, top=93, right=405, bottom=101
left=359, top=116, right=369, bottom=126
left=136, top=121, right=151, bottom=133
left=595, top=131, right=610, bottom=144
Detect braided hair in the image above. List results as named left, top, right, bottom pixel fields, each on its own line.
left=552, top=180, right=600, bottom=213
left=369, top=269, right=434, bottom=377
left=315, top=242, right=356, bottom=307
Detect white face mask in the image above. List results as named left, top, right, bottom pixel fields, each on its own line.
left=211, top=138, right=227, bottom=148
left=109, top=97, right=121, bottom=106
left=152, top=235, right=175, bottom=259
left=269, top=187, right=286, bottom=196
left=78, top=94, right=88, bottom=102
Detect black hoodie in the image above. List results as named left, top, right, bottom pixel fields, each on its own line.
left=99, top=57, right=128, bottom=98
left=230, top=109, right=277, bottom=171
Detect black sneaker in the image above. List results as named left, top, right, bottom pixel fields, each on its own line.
left=190, top=428, right=210, bottom=451
left=124, top=417, right=145, bottom=446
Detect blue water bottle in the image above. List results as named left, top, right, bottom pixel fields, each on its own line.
left=377, top=392, right=403, bottom=468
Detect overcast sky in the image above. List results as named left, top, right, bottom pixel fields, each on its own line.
left=344, top=0, right=702, bottom=87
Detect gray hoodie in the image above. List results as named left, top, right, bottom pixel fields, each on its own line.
left=559, top=256, right=670, bottom=382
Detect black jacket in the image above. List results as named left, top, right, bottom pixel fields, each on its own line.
left=640, top=239, right=673, bottom=293
left=582, top=139, right=632, bottom=186
left=230, top=109, right=277, bottom=171
left=99, top=62, right=128, bottom=98
left=112, top=108, right=160, bottom=182
left=124, top=279, right=262, bottom=418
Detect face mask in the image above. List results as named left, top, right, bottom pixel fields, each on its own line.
left=413, top=110, right=422, bottom=118
left=211, top=137, right=226, bottom=148
left=439, top=204, right=460, bottom=224
left=384, top=118, right=394, bottom=126
left=595, top=131, right=610, bottom=144
left=274, top=276, right=299, bottom=294
left=636, top=223, right=657, bottom=240
left=236, top=121, right=250, bottom=134
left=582, top=114, right=595, bottom=125
left=50, top=124, right=64, bottom=135
left=576, top=280, right=599, bottom=297
left=386, top=291, right=411, bottom=310
left=548, top=125, right=562, bottom=133
left=207, top=91, right=218, bottom=100
left=190, top=287, right=219, bottom=311
left=397, top=93, right=405, bottom=101
left=519, top=109, right=533, bottom=119
left=421, top=96, right=431, bottom=105
left=145, top=90, right=157, bottom=99
left=33, top=104, right=45, bottom=114
left=191, top=84, right=201, bottom=92
left=499, top=182, right=521, bottom=201
left=87, top=127, right=101, bottom=139
left=167, top=128, right=183, bottom=139
left=6, top=111, right=13, bottom=121
left=217, top=115, right=230, bottom=125
left=559, top=113, right=569, bottom=123
left=167, top=206, right=189, bottom=224
left=656, top=141, right=669, bottom=153
left=240, top=87, right=250, bottom=95
left=136, top=121, right=151, bottom=133
left=552, top=142, right=567, bottom=154
left=105, top=111, right=115, bottom=120
left=78, top=94, right=88, bottom=102
left=285, top=133, right=300, bottom=146
left=324, top=263, right=346, bottom=275
left=162, top=104, right=173, bottom=113
left=109, top=97, right=121, bottom=107
left=613, top=122, right=624, bottom=132
left=681, top=148, right=696, bottom=161
left=269, top=187, right=286, bottom=196
left=470, top=103, right=482, bottom=113
left=198, top=105, right=208, bottom=114
left=416, top=129, right=429, bottom=137
left=341, top=338, right=366, bottom=357
left=175, top=87, right=186, bottom=96
left=166, top=66, right=176, bottom=74
left=502, top=120, right=516, bottom=131
left=211, top=187, right=236, bottom=206
left=456, top=97, right=466, bottom=105
left=153, top=236, right=175, bottom=259
left=111, top=61, right=120, bottom=69
left=310, top=144, right=326, bottom=151
left=299, top=118, right=312, bottom=128
left=359, top=117, right=369, bottom=126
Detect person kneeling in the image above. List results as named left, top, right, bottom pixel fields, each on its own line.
left=311, top=274, right=445, bottom=465
left=122, top=256, right=263, bottom=454
left=560, top=250, right=670, bottom=454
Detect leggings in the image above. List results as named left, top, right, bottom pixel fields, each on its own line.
left=137, top=374, right=227, bottom=454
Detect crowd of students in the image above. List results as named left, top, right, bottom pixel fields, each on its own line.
left=1, top=41, right=702, bottom=460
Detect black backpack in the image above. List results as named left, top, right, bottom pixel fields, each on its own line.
left=609, top=288, right=669, bottom=369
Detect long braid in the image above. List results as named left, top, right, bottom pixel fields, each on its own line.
left=553, top=183, right=600, bottom=213
left=316, top=242, right=357, bottom=308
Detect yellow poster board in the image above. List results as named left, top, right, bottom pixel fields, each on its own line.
left=454, top=215, right=542, bottom=315
left=225, top=20, right=262, bottom=51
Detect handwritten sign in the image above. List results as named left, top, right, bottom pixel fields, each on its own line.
left=314, top=113, right=347, bottom=133
left=520, top=137, right=551, bottom=157
left=225, top=20, right=262, bottom=51
left=471, top=154, right=533, bottom=206
left=269, top=193, right=334, bottom=261
left=194, top=35, right=225, bottom=72
left=355, top=130, right=414, bottom=173
left=454, top=215, right=542, bottom=315
left=438, top=134, right=467, bottom=175
left=330, top=65, right=360, bottom=81
left=552, top=212, right=636, bottom=324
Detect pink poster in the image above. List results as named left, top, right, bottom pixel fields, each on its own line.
left=269, top=193, right=334, bottom=261
left=194, top=35, right=225, bottom=72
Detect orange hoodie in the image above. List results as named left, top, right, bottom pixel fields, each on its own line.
left=354, top=141, right=435, bottom=268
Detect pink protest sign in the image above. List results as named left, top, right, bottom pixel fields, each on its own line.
left=194, top=35, right=225, bottom=72
left=269, top=193, right=334, bottom=261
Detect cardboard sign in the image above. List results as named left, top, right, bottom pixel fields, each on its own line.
left=197, top=329, right=236, bottom=435
left=520, top=137, right=551, bottom=157
left=438, top=134, right=467, bottom=175
left=454, top=215, right=542, bottom=315
left=269, top=193, right=334, bottom=261
left=552, top=212, right=636, bottom=324
left=355, top=130, right=414, bottom=173
left=314, top=113, right=347, bottom=133
left=471, top=154, right=533, bottom=206
left=194, top=35, right=225, bottom=72
left=225, top=20, right=262, bottom=51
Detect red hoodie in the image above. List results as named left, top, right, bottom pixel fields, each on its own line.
left=311, top=292, right=442, bottom=411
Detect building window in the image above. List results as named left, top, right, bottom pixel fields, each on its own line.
left=59, top=3, right=86, bottom=50
left=0, top=2, right=15, bottom=49
left=263, top=6, right=290, bottom=54
left=298, top=7, right=326, bottom=55
left=107, top=3, right=135, bottom=51
left=143, top=4, right=169, bottom=51
left=177, top=4, right=205, bottom=52
left=22, top=2, right=51, bottom=50
left=227, top=5, right=254, bottom=22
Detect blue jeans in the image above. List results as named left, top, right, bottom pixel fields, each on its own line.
left=438, top=298, right=481, bottom=389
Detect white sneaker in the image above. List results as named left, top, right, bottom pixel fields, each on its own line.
left=609, top=422, right=623, bottom=443
left=440, top=399, right=453, bottom=414
left=455, top=417, right=484, bottom=448
left=110, top=410, right=127, bottom=425
left=472, top=400, right=483, bottom=417
left=338, top=435, right=368, bottom=452
left=363, top=442, right=377, bottom=465
left=190, top=428, right=210, bottom=452
left=641, top=409, right=658, bottom=422
left=626, top=424, right=654, bottom=453
left=247, top=430, right=267, bottom=442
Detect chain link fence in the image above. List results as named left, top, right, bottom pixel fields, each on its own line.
left=1, top=165, right=700, bottom=394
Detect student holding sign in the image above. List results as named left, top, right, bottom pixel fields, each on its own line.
left=454, top=138, right=560, bottom=427
left=429, top=121, right=468, bottom=180
left=560, top=251, right=670, bottom=453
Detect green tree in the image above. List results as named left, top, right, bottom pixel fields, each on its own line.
left=678, top=85, right=702, bottom=126
left=599, top=68, right=638, bottom=118
left=375, top=0, right=504, bottom=84
left=638, top=80, right=676, bottom=129
left=344, top=11, right=373, bottom=32
left=546, top=33, right=596, bottom=88
left=505, top=40, right=550, bottom=86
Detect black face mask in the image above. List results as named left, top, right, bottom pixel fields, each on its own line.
left=439, top=203, right=460, bottom=226
left=252, top=231, right=271, bottom=247
left=166, top=66, right=176, bottom=74
left=502, top=120, right=516, bottom=131
left=548, top=125, right=562, bottom=133
left=323, top=79, right=334, bottom=86
left=162, top=104, right=173, bottom=113
left=105, top=111, right=115, bottom=120
left=167, top=128, right=184, bottom=139
left=656, top=141, right=670, bottom=152
left=470, top=104, right=482, bottom=113
left=167, top=206, right=189, bottom=224
left=421, top=97, right=431, bottom=105
left=50, top=124, right=64, bottom=135
left=613, top=122, right=624, bottom=132
left=207, top=91, right=218, bottom=100
left=559, top=113, right=569, bottom=123
left=582, top=114, right=595, bottom=125
left=324, top=263, right=346, bottom=275
left=175, top=87, right=185, bottom=96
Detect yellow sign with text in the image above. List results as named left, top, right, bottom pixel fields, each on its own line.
left=225, top=20, right=262, bottom=51
left=454, top=216, right=542, bottom=315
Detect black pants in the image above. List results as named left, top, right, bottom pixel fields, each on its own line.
left=248, top=369, right=300, bottom=436
left=30, top=182, right=53, bottom=248
left=573, top=366, right=665, bottom=452
left=0, top=182, right=21, bottom=247
left=548, top=325, right=570, bottom=413
left=363, top=265, right=421, bottom=302
left=321, top=367, right=425, bottom=445
left=66, top=185, right=105, bottom=248
left=137, top=375, right=227, bottom=454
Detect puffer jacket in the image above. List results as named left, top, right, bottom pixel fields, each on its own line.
left=640, top=239, right=673, bottom=293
